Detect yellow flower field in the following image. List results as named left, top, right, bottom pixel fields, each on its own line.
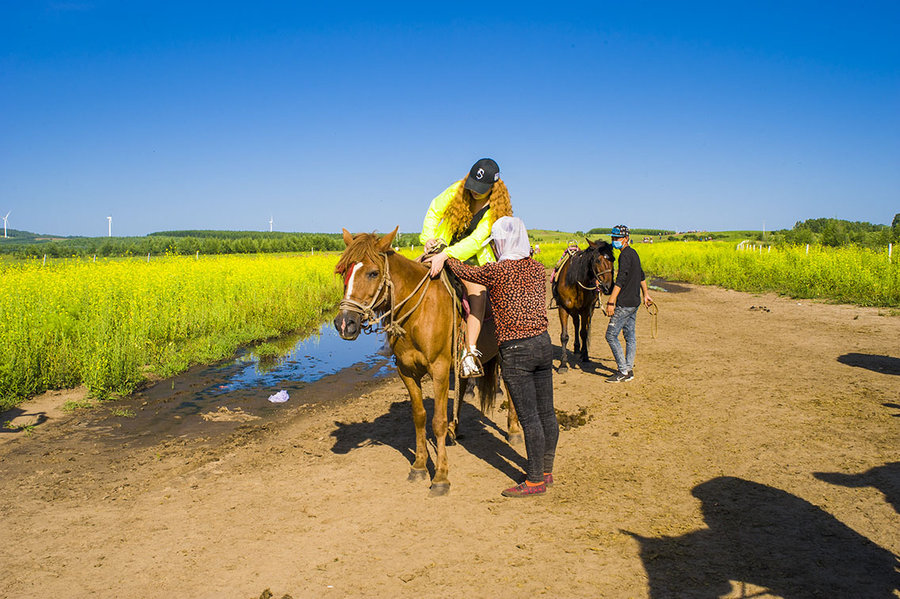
left=536, top=241, right=900, bottom=307
left=0, top=253, right=342, bottom=410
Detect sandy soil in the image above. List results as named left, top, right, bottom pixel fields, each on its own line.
left=1, top=277, right=898, bottom=598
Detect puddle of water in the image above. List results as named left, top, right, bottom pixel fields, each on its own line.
left=93, top=322, right=395, bottom=443
left=218, top=322, right=393, bottom=394
left=649, top=278, right=691, bottom=294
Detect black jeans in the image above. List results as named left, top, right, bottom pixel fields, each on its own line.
left=499, top=331, right=558, bottom=483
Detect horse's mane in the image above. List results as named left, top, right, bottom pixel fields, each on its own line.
left=564, top=241, right=614, bottom=287
left=334, top=232, right=394, bottom=276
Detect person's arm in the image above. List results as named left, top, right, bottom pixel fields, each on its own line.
left=445, top=257, right=495, bottom=287
left=607, top=247, right=630, bottom=316
left=420, top=182, right=460, bottom=247
left=640, top=278, right=653, bottom=307
left=605, top=285, right=621, bottom=317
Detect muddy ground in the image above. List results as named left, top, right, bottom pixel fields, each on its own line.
left=1, top=277, right=898, bottom=598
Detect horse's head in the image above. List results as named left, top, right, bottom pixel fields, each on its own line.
left=333, top=227, right=398, bottom=340
left=586, top=238, right=616, bottom=295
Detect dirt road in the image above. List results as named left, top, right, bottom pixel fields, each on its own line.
left=1, top=278, right=898, bottom=598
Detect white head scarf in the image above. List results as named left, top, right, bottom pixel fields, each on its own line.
left=488, top=216, right=531, bottom=261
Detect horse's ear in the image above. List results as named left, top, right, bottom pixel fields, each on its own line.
left=377, top=226, right=399, bottom=252
left=586, top=238, right=597, bottom=247
left=342, top=228, right=354, bottom=246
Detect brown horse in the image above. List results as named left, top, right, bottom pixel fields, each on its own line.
left=333, top=227, right=520, bottom=496
left=551, top=239, right=615, bottom=372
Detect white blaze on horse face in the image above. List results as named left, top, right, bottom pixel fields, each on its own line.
left=345, top=262, right=364, bottom=299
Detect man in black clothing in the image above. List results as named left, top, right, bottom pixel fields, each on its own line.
left=604, top=225, right=653, bottom=382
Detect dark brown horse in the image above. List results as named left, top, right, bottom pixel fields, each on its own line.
left=333, top=227, right=520, bottom=496
left=551, top=239, right=615, bottom=372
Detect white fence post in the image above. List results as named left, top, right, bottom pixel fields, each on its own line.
left=147, top=252, right=151, bottom=263
left=889, top=243, right=893, bottom=262
left=806, top=244, right=809, bottom=255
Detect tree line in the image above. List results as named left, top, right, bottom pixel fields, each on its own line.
left=774, top=216, right=899, bottom=248
left=0, top=229, right=427, bottom=258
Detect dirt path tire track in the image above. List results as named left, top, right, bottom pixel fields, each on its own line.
left=1, top=277, right=898, bottom=598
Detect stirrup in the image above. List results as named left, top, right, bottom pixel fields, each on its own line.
left=460, top=348, right=484, bottom=378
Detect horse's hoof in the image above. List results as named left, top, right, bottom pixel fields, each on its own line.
left=429, top=482, right=450, bottom=496
left=408, top=468, right=428, bottom=482
left=508, top=432, right=524, bottom=446
left=558, top=366, right=568, bottom=374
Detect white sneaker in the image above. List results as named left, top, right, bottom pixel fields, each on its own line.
left=460, top=348, right=484, bottom=378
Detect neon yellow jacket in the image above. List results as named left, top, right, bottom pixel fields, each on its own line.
left=420, top=180, right=496, bottom=265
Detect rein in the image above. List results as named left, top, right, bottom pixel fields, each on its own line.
left=577, top=267, right=613, bottom=291
left=338, top=252, right=435, bottom=339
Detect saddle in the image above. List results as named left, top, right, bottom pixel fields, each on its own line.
left=550, top=243, right=581, bottom=301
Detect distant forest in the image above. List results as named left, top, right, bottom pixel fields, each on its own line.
left=773, top=216, right=899, bottom=248
left=0, top=216, right=896, bottom=258
left=0, top=231, right=335, bottom=258
left=0, top=230, right=422, bottom=258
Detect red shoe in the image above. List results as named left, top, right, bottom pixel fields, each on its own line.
left=544, top=473, right=554, bottom=487
left=501, top=481, right=546, bottom=497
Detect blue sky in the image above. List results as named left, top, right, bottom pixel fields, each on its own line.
left=1, top=2, right=898, bottom=237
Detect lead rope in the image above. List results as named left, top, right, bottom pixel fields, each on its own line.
left=437, top=271, right=464, bottom=432
left=646, top=300, right=659, bottom=339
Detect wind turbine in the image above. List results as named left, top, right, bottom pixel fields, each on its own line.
left=107, top=216, right=112, bottom=237
left=2, top=212, right=9, bottom=238
left=269, top=216, right=273, bottom=232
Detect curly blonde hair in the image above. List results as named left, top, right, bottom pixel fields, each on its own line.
left=444, top=176, right=513, bottom=239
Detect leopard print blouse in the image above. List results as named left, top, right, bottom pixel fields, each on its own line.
left=446, top=257, right=548, bottom=343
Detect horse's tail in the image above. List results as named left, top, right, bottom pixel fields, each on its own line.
left=477, top=355, right=500, bottom=414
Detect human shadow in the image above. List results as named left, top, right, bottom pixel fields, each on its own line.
left=0, top=407, right=48, bottom=433
left=837, top=353, right=900, bottom=375
left=814, top=462, right=900, bottom=514
left=550, top=341, right=618, bottom=375
left=884, top=402, right=900, bottom=417
left=329, top=397, right=526, bottom=482
left=626, top=476, right=900, bottom=598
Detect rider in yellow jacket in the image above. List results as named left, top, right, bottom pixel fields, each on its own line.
left=420, top=180, right=497, bottom=266
left=421, top=158, right=514, bottom=377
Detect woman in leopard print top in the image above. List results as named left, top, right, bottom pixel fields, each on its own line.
left=447, top=216, right=558, bottom=498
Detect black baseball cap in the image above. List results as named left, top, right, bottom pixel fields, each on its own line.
left=464, top=158, right=500, bottom=195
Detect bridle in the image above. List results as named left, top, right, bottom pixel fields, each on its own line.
left=577, top=253, right=614, bottom=292
left=338, top=252, right=435, bottom=338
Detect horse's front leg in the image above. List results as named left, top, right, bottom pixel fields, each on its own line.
left=558, top=307, right=570, bottom=373
left=429, top=358, right=452, bottom=496
left=572, top=312, right=582, bottom=354
left=397, top=370, right=429, bottom=482
left=580, top=306, right=593, bottom=363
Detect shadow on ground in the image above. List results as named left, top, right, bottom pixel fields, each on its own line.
left=329, top=397, right=526, bottom=483
left=815, top=462, right=900, bottom=514
left=626, top=476, right=900, bottom=598
left=0, top=406, right=48, bottom=433
left=837, top=353, right=900, bottom=375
